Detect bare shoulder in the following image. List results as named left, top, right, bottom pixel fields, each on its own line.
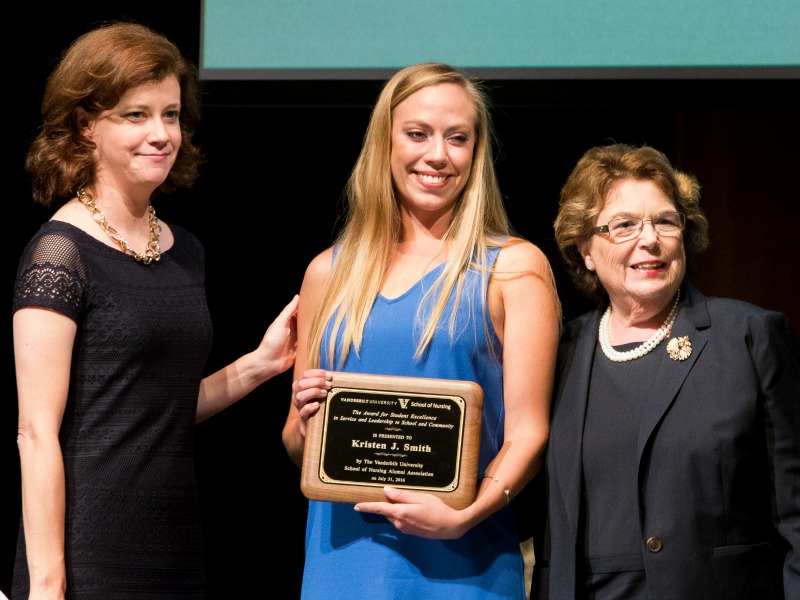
left=495, top=236, right=553, bottom=275
left=296, top=247, right=335, bottom=339
left=301, top=247, right=335, bottom=291
left=487, top=237, right=561, bottom=341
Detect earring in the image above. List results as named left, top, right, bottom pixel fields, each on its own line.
left=586, top=264, right=595, bottom=271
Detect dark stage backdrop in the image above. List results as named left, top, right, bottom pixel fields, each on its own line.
left=4, top=3, right=798, bottom=598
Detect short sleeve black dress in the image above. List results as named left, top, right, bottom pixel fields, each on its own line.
left=11, top=220, right=214, bottom=599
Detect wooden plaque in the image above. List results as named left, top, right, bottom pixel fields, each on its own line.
left=301, top=371, right=483, bottom=509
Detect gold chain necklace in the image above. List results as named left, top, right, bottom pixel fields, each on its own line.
left=598, top=290, right=681, bottom=362
left=77, top=188, right=161, bottom=264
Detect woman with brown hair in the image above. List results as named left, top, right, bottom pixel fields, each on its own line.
left=12, top=22, right=298, bottom=598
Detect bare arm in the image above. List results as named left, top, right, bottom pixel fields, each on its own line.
left=353, top=239, right=560, bottom=538
left=476, top=238, right=559, bottom=516
left=14, top=307, right=76, bottom=598
left=282, top=249, right=335, bottom=466
left=196, top=294, right=299, bottom=423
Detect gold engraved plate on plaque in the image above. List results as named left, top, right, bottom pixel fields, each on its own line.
left=301, top=372, right=484, bottom=509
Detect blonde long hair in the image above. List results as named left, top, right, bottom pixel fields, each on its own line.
left=308, top=63, right=513, bottom=369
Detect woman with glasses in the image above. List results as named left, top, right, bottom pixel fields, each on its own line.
left=530, top=143, right=800, bottom=599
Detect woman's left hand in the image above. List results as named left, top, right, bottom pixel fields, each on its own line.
left=354, top=487, right=469, bottom=539
left=254, top=294, right=299, bottom=378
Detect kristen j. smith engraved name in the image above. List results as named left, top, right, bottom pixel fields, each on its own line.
left=351, top=439, right=432, bottom=452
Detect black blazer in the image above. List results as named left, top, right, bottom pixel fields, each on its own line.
left=532, top=282, right=800, bottom=600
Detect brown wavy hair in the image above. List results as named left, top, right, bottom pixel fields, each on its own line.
left=25, top=21, right=204, bottom=208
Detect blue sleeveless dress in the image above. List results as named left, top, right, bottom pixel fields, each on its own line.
left=300, top=245, right=526, bottom=600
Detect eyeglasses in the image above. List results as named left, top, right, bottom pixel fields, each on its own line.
left=593, top=211, right=686, bottom=243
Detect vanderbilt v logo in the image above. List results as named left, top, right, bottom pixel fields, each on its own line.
left=398, top=398, right=410, bottom=409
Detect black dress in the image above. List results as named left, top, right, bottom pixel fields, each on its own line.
left=12, top=220, right=213, bottom=599
left=577, top=344, right=661, bottom=599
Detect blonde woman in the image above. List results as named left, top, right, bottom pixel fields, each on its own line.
left=282, top=63, right=561, bottom=599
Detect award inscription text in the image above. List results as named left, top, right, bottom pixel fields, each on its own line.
left=319, top=388, right=466, bottom=491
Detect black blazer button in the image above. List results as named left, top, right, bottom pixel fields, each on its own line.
left=646, top=537, right=663, bottom=553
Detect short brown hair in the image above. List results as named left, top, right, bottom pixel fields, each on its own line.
left=554, top=143, right=709, bottom=300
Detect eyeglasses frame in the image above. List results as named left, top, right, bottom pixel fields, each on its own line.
left=593, top=212, right=686, bottom=243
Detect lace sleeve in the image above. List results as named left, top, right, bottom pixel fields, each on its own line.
left=12, top=229, right=87, bottom=322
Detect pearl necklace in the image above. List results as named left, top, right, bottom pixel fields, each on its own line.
left=78, top=188, right=161, bottom=264
left=598, top=290, right=681, bottom=362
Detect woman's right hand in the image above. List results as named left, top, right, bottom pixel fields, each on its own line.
left=290, top=369, right=332, bottom=438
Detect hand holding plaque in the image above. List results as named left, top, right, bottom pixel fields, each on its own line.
left=300, top=372, right=483, bottom=509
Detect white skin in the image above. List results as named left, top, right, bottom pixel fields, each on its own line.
left=15, top=75, right=298, bottom=598
left=579, top=178, right=686, bottom=343
left=283, top=82, right=559, bottom=539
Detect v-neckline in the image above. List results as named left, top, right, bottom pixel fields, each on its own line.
left=377, top=261, right=446, bottom=302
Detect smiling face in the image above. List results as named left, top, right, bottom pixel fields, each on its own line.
left=389, top=82, right=476, bottom=221
left=579, top=178, right=686, bottom=312
left=86, top=75, right=182, bottom=195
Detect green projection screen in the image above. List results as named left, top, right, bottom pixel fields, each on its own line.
left=200, top=0, right=800, bottom=80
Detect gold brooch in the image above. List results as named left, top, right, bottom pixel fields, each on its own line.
left=667, top=336, right=692, bottom=361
